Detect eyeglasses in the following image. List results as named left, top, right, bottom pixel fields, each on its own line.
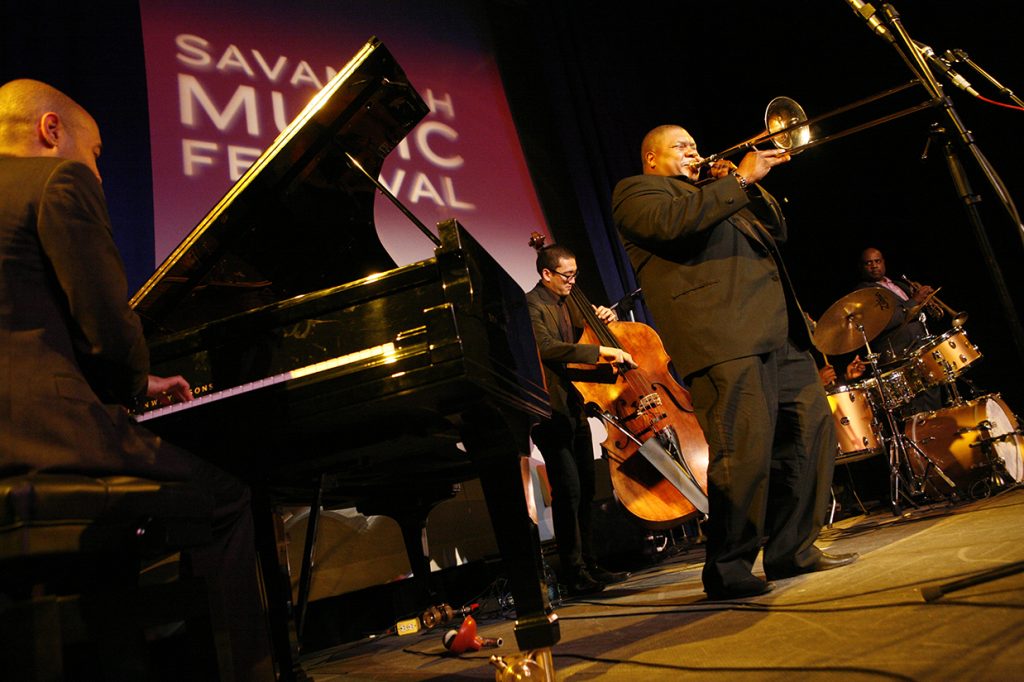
left=550, top=269, right=578, bottom=282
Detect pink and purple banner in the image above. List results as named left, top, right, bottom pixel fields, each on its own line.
left=138, top=0, right=547, bottom=288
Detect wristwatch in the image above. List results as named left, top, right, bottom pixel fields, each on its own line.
left=731, top=170, right=749, bottom=190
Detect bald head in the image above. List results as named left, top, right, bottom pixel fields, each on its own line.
left=0, top=79, right=102, bottom=181
left=640, top=124, right=699, bottom=180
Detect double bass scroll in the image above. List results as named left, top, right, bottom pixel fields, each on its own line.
left=528, top=233, right=710, bottom=527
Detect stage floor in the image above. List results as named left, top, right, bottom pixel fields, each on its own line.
left=301, top=485, right=1024, bottom=680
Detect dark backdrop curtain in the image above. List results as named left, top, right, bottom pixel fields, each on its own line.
left=486, top=1, right=700, bottom=321
left=488, top=0, right=1024, bottom=401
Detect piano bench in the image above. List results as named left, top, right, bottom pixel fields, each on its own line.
left=0, top=473, right=231, bottom=681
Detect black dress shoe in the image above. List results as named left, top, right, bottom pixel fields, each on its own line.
left=563, top=569, right=606, bottom=597
left=587, top=565, right=631, bottom=584
left=765, top=551, right=860, bottom=581
left=705, top=576, right=773, bottom=600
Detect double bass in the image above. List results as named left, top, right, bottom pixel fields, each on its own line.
left=528, top=233, right=710, bottom=527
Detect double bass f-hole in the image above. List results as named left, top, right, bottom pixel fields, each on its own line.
left=528, top=232, right=710, bottom=525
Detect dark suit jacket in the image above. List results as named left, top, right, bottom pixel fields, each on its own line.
left=0, top=156, right=172, bottom=477
left=526, top=283, right=599, bottom=419
left=612, top=173, right=812, bottom=380
left=853, top=279, right=928, bottom=362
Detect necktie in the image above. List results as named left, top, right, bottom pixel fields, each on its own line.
left=557, top=299, right=573, bottom=342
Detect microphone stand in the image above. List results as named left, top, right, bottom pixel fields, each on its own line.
left=876, top=3, right=1024, bottom=381
left=869, top=11, right=1024, bottom=594
left=610, top=288, right=643, bottom=322
left=945, top=49, right=1024, bottom=108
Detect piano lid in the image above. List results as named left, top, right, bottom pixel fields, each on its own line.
left=131, top=37, right=429, bottom=335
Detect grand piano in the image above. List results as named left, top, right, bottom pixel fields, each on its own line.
left=131, top=38, right=558, bottom=678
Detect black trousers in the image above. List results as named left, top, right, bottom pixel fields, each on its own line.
left=165, top=446, right=273, bottom=681
left=73, top=420, right=274, bottom=682
left=689, top=340, right=837, bottom=592
left=531, top=411, right=596, bottom=577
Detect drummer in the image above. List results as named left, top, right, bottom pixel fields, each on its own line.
left=847, top=247, right=942, bottom=415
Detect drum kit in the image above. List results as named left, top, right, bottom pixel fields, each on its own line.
left=813, top=287, right=1024, bottom=512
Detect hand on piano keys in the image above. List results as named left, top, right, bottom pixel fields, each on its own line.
left=147, top=374, right=194, bottom=407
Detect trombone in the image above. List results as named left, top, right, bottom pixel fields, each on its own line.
left=692, top=80, right=938, bottom=170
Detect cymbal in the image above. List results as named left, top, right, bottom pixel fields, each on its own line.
left=813, top=288, right=901, bottom=356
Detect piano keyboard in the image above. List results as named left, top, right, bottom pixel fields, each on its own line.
left=135, top=342, right=397, bottom=422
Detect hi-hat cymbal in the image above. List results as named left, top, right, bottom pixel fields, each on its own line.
left=813, top=288, right=901, bottom=356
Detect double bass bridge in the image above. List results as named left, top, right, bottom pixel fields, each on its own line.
left=636, top=392, right=663, bottom=416
left=614, top=392, right=668, bottom=438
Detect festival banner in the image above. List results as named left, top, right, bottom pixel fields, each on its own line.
left=138, top=0, right=547, bottom=288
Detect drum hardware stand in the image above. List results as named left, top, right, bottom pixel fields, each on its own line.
left=859, top=331, right=956, bottom=513
left=944, top=379, right=965, bottom=407
left=858, top=334, right=917, bottom=513
left=842, top=466, right=871, bottom=516
left=900, top=432, right=959, bottom=499
left=954, top=375, right=983, bottom=403
left=934, top=357, right=967, bottom=407
left=969, top=427, right=1023, bottom=490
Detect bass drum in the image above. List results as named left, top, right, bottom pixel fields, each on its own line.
left=903, top=394, right=1024, bottom=496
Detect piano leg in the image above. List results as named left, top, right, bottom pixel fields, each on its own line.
left=460, top=405, right=560, bottom=651
left=294, top=476, right=325, bottom=644
left=251, top=487, right=310, bottom=682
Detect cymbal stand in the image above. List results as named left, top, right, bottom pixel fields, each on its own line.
left=865, top=347, right=916, bottom=513
left=853, top=328, right=911, bottom=512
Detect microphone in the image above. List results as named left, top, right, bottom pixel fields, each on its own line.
left=914, top=41, right=980, bottom=97
left=395, top=602, right=478, bottom=635
left=610, top=288, right=642, bottom=314
left=420, top=602, right=477, bottom=629
left=844, top=0, right=894, bottom=43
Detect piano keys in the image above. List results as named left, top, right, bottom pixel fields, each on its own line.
left=131, top=37, right=559, bottom=679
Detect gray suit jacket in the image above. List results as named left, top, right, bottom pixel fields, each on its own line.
left=612, top=173, right=811, bottom=380
left=0, top=156, right=174, bottom=477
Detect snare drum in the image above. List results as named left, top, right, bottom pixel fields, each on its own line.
left=875, top=364, right=927, bottom=407
left=903, top=394, right=1023, bottom=496
left=910, top=327, right=981, bottom=385
left=827, top=382, right=885, bottom=462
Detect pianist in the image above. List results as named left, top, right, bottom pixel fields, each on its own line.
left=0, top=78, right=271, bottom=680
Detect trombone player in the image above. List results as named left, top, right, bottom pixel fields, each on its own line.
left=612, top=125, right=856, bottom=600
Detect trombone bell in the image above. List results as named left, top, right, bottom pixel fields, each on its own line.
left=765, top=96, right=810, bottom=151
